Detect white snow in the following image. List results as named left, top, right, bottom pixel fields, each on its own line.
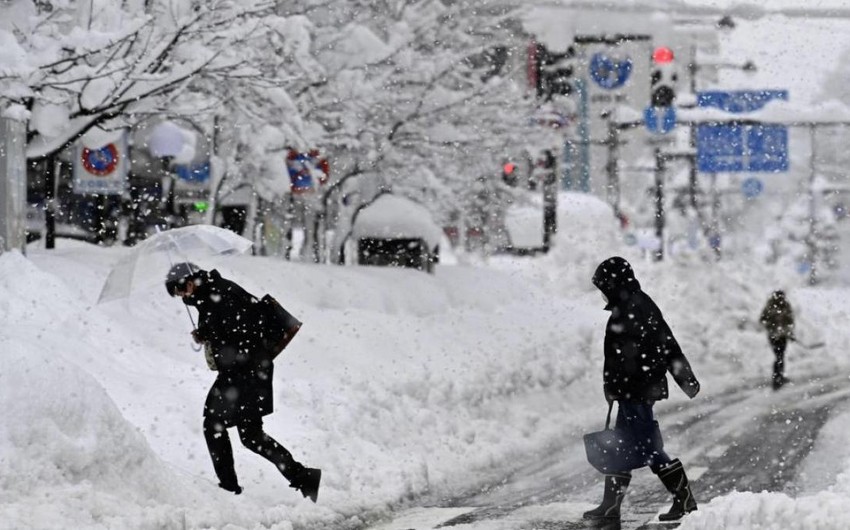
left=4, top=190, right=850, bottom=529
left=352, top=194, right=444, bottom=250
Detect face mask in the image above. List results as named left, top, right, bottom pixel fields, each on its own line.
left=602, top=292, right=609, bottom=304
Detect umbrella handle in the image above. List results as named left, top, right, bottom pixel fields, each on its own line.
left=191, top=342, right=202, bottom=352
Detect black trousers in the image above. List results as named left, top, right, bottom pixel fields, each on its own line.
left=770, top=336, right=788, bottom=384
left=203, top=413, right=303, bottom=487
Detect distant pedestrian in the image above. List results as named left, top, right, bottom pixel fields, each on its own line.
left=584, top=256, right=701, bottom=523
left=759, top=290, right=795, bottom=390
left=165, top=262, right=321, bottom=501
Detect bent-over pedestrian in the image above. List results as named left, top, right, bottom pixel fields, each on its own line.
left=166, top=262, right=321, bottom=501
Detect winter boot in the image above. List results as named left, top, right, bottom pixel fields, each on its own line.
left=217, top=481, right=242, bottom=495
left=655, top=459, right=697, bottom=521
left=583, top=472, right=631, bottom=520
left=289, top=467, right=322, bottom=503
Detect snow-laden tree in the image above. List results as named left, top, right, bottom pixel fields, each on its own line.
left=0, top=0, right=309, bottom=161
left=275, top=1, right=550, bottom=245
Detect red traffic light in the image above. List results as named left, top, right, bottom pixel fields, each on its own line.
left=503, top=162, right=516, bottom=175
left=652, top=47, right=674, bottom=64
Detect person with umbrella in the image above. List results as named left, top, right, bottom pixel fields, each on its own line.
left=584, top=257, right=700, bottom=523
left=165, top=262, right=321, bottom=501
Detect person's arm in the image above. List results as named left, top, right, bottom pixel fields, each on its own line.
left=661, top=319, right=700, bottom=398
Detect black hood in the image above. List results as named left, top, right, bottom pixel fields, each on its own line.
left=592, top=256, right=641, bottom=309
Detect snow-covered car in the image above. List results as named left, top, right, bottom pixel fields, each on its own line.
left=351, top=193, right=442, bottom=273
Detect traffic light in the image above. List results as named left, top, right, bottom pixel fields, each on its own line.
left=532, top=43, right=575, bottom=100
left=650, top=46, right=677, bottom=107
left=502, top=161, right=518, bottom=186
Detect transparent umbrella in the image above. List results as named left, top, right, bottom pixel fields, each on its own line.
left=97, top=224, right=253, bottom=304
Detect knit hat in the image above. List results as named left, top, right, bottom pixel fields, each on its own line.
left=165, top=262, right=201, bottom=296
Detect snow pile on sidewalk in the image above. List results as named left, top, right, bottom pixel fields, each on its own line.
left=1, top=243, right=607, bottom=529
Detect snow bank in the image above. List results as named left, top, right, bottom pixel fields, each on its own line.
left=7, top=199, right=850, bottom=529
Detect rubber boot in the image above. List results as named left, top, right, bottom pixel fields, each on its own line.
left=583, top=472, right=631, bottom=520
left=656, top=459, right=697, bottom=521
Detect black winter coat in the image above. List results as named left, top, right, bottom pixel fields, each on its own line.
left=592, top=257, right=700, bottom=402
left=183, top=269, right=274, bottom=427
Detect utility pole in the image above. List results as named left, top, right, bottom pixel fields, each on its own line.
left=0, top=118, right=27, bottom=254
left=654, top=147, right=665, bottom=261
left=806, top=124, right=818, bottom=285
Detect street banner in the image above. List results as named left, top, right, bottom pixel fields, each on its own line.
left=74, top=130, right=128, bottom=195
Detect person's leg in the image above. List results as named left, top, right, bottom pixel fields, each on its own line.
left=582, top=471, right=632, bottom=520
left=772, top=337, right=787, bottom=388
left=203, top=415, right=241, bottom=494
left=236, top=415, right=322, bottom=502
left=639, top=403, right=696, bottom=521
left=236, top=415, right=303, bottom=479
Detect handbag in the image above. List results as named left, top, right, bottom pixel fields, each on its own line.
left=583, top=402, right=664, bottom=474
left=260, top=294, right=303, bottom=360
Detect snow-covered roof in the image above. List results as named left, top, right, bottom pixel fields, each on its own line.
left=522, top=7, right=672, bottom=52
left=352, top=194, right=442, bottom=250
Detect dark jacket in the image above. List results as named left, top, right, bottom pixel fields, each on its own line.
left=183, top=269, right=274, bottom=426
left=759, top=291, right=794, bottom=342
left=592, top=257, right=700, bottom=402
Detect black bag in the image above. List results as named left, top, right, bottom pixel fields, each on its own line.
left=260, top=294, right=302, bottom=360
left=583, top=402, right=664, bottom=474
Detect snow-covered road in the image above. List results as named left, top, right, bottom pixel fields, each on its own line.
left=367, top=368, right=850, bottom=530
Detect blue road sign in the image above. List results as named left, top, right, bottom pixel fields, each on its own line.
left=174, top=161, right=211, bottom=183
left=589, top=53, right=633, bottom=90
left=697, top=90, right=788, bottom=113
left=742, top=177, right=764, bottom=198
left=644, top=106, right=676, bottom=134
left=697, top=123, right=788, bottom=173
left=696, top=90, right=789, bottom=173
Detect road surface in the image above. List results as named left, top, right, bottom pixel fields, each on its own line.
left=366, top=370, right=850, bottom=530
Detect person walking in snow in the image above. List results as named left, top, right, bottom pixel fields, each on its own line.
left=584, top=256, right=701, bottom=523
left=759, top=290, right=795, bottom=390
left=165, top=262, right=321, bottom=501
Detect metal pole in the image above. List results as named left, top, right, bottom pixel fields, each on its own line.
left=654, top=147, right=665, bottom=261
left=606, top=118, right=621, bottom=217
left=576, top=78, right=591, bottom=192
left=807, top=124, right=818, bottom=285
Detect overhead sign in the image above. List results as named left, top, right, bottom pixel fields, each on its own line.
left=644, top=106, right=676, bottom=134
left=696, top=90, right=790, bottom=173
left=697, top=90, right=788, bottom=113
left=73, top=132, right=128, bottom=195
left=697, top=123, right=789, bottom=173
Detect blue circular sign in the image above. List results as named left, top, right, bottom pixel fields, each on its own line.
left=742, top=177, right=764, bottom=199
left=81, top=144, right=119, bottom=176
left=589, top=53, right=633, bottom=90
